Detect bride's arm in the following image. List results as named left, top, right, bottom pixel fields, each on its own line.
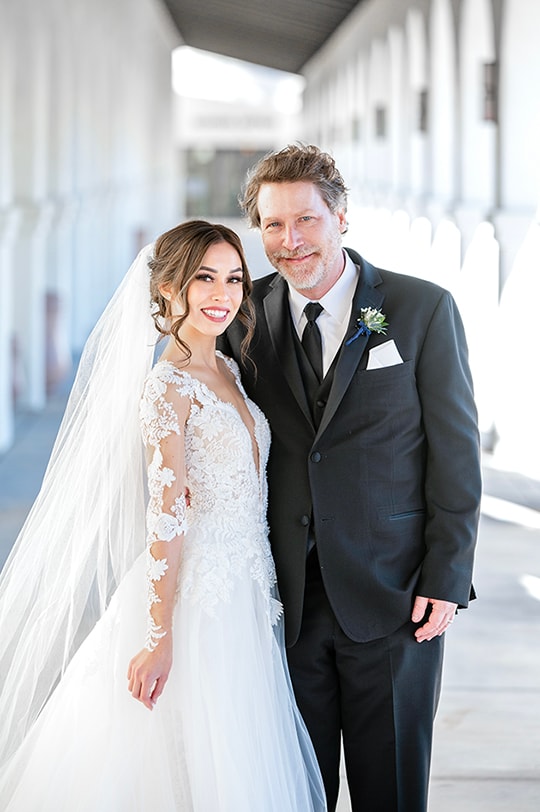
left=128, top=380, right=190, bottom=710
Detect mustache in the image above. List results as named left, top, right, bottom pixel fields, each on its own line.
left=273, top=247, right=318, bottom=260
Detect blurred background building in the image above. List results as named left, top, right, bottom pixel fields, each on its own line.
left=0, top=0, right=539, bottom=480
left=173, top=46, right=304, bottom=219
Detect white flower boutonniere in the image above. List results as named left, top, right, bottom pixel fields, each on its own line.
left=345, top=307, right=388, bottom=346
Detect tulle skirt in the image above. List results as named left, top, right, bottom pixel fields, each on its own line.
left=0, top=553, right=326, bottom=811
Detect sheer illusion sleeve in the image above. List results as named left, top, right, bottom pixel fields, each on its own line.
left=140, top=372, right=191, bottom=651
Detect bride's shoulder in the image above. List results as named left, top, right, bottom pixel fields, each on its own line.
left=215, top=350, right=240, bottom=379
left=143, top=360, right=199, bottom=401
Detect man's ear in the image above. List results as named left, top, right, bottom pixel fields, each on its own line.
left=337, top=208, right=348, bottom=234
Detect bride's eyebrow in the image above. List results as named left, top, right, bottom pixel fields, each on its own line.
left=199, top=265, right=243, bottom=275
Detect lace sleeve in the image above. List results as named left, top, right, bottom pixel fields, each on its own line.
left=140, top=371, right=191, bottom=651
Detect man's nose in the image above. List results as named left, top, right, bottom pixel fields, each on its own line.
left=282, top=224, right=303, bottom=250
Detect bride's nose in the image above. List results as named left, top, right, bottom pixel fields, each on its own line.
left=212, top=280, right=229, bottom=300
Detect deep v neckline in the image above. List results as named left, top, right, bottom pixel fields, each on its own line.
left=159, top=359, right=261, bottom=479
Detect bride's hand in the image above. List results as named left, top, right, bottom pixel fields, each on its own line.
left=127, top=638, right=173, bottom=710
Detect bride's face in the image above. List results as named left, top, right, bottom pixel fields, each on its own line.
left=183, top=242, right=245, bottom=337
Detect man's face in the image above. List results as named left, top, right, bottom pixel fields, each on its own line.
left=257, top=181, right=347, bottom=297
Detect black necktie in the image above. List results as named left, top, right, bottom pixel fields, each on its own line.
left=301, top=302, right=324, bottom=382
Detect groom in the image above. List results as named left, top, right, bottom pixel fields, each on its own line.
left=221, top=144, right=481, bottom=812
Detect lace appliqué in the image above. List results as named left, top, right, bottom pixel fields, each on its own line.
left=140, top=355, right=279, bottom=646
left=141, top=369, right=191, bottom=652
left=144, top=489, right=188, bottom=651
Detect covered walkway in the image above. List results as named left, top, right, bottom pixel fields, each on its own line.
left=1, top=1, right=539, bottom=806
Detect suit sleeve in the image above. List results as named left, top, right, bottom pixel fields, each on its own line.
left=415, top=290, right=481, bottom=606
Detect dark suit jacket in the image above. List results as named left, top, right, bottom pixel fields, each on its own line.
left=221, top=249, right=481, bottom=646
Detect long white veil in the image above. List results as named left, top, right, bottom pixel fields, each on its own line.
left=0, top=244, right=156, bottom=767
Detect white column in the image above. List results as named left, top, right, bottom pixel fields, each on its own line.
left=0, top=212, right=19, bottom=452
left=459, top=0, right=497, bottom=214
left=406, top=8, right=429, bottom=200
left=45, top=12, right=76, bottom=386
left=491, top=0, right=540, bottom=475
left=388, top=26, right=409, bottom=201
left=0, top=3, right=14, bottom=451
left=366, top=38, right=391, bottom=191
left=428, top=0, right=458, bottom=213
left=9, top=4, right=51, bottom=412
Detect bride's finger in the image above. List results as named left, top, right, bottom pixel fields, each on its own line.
left=150, top=675, right=166, bottom=704
left=139, top=682, right=155, bottom=710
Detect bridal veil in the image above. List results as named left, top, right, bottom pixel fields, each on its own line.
left=0, top=244, right=156, bottom=766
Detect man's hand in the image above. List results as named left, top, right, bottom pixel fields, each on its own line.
left=412, top=596, right=457, bottom=642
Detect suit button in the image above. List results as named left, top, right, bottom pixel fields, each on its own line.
left=300, top=515, right=310, bottom=526
left=311, top=452, right=321, bottom=463
left=316, top=400, right=326, bottom=408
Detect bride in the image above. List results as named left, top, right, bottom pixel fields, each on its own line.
left=0, top=220, right=326, bottom=811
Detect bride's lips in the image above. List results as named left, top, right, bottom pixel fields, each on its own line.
left=201, top=307, right=230, bottom=322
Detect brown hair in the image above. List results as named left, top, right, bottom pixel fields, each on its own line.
left=148, top=220, right=255, bottom=364
left=240, top=143, right=349, bottom=229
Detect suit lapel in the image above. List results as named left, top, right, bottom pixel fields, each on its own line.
left=263, top=277, right=314, bottom=427
left=316, top=258, right=385, bottom=440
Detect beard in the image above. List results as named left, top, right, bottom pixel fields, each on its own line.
left=266, top=248, right=327, bottom=291
left=264, top=226, right=344, bottom=294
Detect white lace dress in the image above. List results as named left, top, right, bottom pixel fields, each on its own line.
left=0, top=355, right=326, bottom=811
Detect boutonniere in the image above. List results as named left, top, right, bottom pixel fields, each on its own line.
left=345, top=307, right=388, bottom=346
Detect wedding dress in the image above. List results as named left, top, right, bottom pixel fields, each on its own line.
left=0, top=353, right=326, bottom=811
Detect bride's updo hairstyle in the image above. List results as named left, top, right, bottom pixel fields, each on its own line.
left=148, top=220, right=255, bottom=364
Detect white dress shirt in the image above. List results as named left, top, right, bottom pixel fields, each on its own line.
left=288, top=251, right=359, bottom=377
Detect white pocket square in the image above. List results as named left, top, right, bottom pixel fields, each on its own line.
left=366, top=340, right=404, bottom=370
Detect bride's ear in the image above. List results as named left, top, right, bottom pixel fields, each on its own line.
left=158, top=286, right=185, bottom=319
left=158, top=285, right=172, bottom=302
